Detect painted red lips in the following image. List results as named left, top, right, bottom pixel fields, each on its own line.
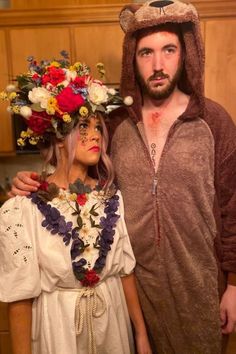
left=88, top=146, right=100, bottom=152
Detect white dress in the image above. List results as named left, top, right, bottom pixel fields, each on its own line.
left=0, top=187, right=135, bottom=354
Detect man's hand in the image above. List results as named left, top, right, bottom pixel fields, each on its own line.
left=220, top=284, right=236, bottom=334
left=9, top=171, right=40, bottom=197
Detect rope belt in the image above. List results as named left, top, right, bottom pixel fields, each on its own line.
left=57, top=287, right=106, bottom=354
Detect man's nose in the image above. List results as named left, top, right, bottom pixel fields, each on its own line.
left=153, top=52, right=163, bottom=71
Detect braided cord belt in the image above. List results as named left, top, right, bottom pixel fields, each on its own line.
left=57, top=287, right=106, bottom=354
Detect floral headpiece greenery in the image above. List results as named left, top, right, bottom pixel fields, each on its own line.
left=0, top=50, right=132, bottom=146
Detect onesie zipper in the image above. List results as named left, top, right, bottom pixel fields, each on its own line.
left=152, top=176, right=158, bottom=195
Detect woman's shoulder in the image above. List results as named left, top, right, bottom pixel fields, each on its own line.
left=0, top=195, right=36, bottom=221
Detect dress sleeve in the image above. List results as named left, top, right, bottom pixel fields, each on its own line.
left=117, top=191, right=136, bottom=276
left=0, top=196, right=41, bottom=302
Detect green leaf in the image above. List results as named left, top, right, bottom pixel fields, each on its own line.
left=89, top=204, right=99, bottom=217
left=77, top=216, right=83, bottom=229
left=69, top=184, right=79, bottom=194
left=30, top=103, right=44, bottom=112
left=90, top=215, right=95, bottom=227
left=75, top=203, right=81, bottom=213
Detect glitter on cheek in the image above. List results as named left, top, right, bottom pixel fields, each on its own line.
left=78, top=128, right=89, bottom=145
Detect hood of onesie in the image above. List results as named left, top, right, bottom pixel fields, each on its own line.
left=119, top=0, right=205, bottom=122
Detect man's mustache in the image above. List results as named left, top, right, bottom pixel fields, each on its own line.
left=148, top=70, right=169, bottom=82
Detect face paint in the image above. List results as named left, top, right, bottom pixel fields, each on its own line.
left=74, top=116, right=102, bottom=167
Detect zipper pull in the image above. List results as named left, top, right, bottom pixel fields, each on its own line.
left=152, top=176, right=158, bottom=195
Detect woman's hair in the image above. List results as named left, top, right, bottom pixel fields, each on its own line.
left=96, top=113, right=114, bottom=191
left=40, top=113, right=114, bottom=192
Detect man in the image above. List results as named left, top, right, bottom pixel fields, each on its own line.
left=10, top=1, right=236, bottom=353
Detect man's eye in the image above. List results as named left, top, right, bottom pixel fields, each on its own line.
left=139, top=49, right=152, bottom=57
left=165, top=47, right=176, bottom=54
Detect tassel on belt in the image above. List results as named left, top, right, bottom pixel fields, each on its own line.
left=57, top=287, right=106, bottom=354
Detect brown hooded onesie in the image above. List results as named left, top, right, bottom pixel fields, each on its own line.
left=109, top=1, right=236, bottom=353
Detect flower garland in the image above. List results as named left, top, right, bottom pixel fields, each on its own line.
left=0, top=51, right=133, bottom=147
left=28, top=179, right=120, bottom=287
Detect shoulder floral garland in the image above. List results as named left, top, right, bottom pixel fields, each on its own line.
left=28, top=178, right=120, bottom=287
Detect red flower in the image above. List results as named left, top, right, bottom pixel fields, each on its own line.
left=27, top=111, right=52, bottom=134
left=42, top=66, right=66, bottom=86
left=32, top=73, right=40, bottom=81
left=76, top=193, right=87, bottom=206
left=81, top=269, right=100, bottom=287
left=39, top=181, right=49, bottom=191
left=56, top=86, right=84, bottom=113
left=73, top=76, right=87, bottom=88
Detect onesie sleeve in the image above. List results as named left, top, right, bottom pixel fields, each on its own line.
left=0, top=196, right=41, bottom=302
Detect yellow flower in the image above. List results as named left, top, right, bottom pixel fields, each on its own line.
left=20, top=130, right=28, bottom=138
left=50, top=61, right=60, bottom=67
left=70, top=193, right=77, bottom=201
left=17, top=138, right=25, bottom=146
left=96, top=62, right=104, bottom=69
left=46, top=106, right=56, bottom=115
left=46, top=97, right=57, bottom=115
left=29, top=137, right=39, bottom=145
left=27, top=128, right=33, bottom=135
left=0, top=91, right=8, bottom=100
left=9, top=92, right=17, bottom=100
left=96, top=62, right=106, bottom=77
left=71, top=62, right=82, bottom=71
left=48, top=97, right=57, bottom=107
left=79, top=106, right=88, bottom=117
left=62, top=114, right=72, bottom=123
left=12, top=105, right=21, bottom=114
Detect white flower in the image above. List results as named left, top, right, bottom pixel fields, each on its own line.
left=6, top=106, right=12, bottom=113
left=108, top=88, right=116, bottom=96
left=6, top=84, right=17, bottom=93
left=20, top=106, right=32, bottom=119
left=28, top=87, right=51, bottom=109
left=88, top=82, right=108, bottom=105
left=65, top=69, right=77, bottom=82
left=124, top=96, right=133, bottom=106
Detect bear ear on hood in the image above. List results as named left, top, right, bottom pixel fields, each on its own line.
left=119, top=4, right=141, bottom=33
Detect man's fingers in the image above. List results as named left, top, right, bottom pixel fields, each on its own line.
left=14, top=172, right=40, bottom=189
left=11, top=186, right=31, bottom=197
left=30, top=172, right=40, bottom=181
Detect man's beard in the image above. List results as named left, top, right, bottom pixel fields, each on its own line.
left=136, top=65, right=183, bottom=100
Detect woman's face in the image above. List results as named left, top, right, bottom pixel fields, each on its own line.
left=74, top=115, right=102, bottom=167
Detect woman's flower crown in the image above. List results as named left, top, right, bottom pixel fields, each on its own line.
left=0, top=50, right=132, bottom=146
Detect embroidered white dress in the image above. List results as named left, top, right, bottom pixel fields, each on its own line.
left=0, top=189, right=135, bottom=354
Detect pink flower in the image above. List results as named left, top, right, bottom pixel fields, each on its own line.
left=42, top=66, right=66, bottom=86
left=56, top=86, right=84, bottom=113
left=76, top=193, right=87, bottom=206
left=27, top=111, right=52, bottom=134
left=81, top=269, right=100, bottom=287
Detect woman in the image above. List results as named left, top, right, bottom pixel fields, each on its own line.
left=0, top=52, right=151, bottom=354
